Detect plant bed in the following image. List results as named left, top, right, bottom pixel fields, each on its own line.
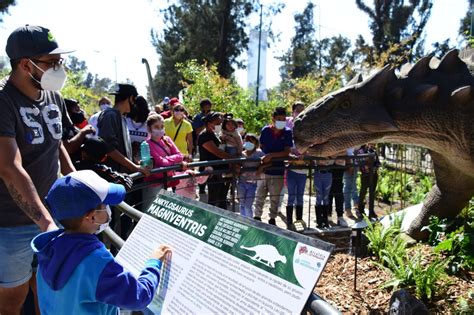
left=313, top=246, right=473, bottom=313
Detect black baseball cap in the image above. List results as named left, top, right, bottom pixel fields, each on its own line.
left=109, top=84, right=138, bottom=97
left=6, top=25, right=74, bottom=60
left=81, top=137, right=112, bottom=162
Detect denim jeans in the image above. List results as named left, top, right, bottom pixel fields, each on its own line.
left=286, top=170, right=307, bottom=207
left=343, top=167, right=359, bottom=209
left=314, top=171, right=332, bottom=206
left=237, top=181, right=257, bottom=218
left=0, top=224, right=41, bottom=288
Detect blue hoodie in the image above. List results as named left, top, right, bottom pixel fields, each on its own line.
left=31, top=229, right=162, bottom=315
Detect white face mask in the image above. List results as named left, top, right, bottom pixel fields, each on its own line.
left=151, top=129, right=165, bottom=138
left=243, top=141, right=255, bottom=151
left=173, top=111, right=184, bottom=119
left=214, top=124, right=222, bottom=134
left=274, top=120, right=286, bottom=130
left=237, top=127, right=245, bottom=135
left=29, top=59, right=67, bottom=91
left=95, top=206, right=112, bottom=235
left=100, top=104, right=111, bottom=111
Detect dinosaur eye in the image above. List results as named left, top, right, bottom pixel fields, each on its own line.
left=339, top=100, right=351, bottom=110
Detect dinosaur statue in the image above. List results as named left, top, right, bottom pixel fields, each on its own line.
left=240, top=244, right=287, bottom=268
left=293, top=49, right=474, bottom=240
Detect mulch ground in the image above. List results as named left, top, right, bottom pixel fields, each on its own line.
left=313, top=245, right=473, bottom=314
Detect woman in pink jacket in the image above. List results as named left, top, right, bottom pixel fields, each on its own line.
left=143, top=114, right=186, bottom=209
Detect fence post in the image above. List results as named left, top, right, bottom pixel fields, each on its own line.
left=368, top=153, right=375, bottom=215
left=307, top=160, right=313, bottom=229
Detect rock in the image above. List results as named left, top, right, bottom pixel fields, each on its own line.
left=389, top=289, right=428, bottom=315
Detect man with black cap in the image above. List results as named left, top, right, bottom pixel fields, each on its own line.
left=0, top=25, right=76, bottom=314
left=98, top=83, right=149, bottom=176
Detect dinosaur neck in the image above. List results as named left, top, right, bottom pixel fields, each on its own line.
left=383, top=108, right=473, bottom=175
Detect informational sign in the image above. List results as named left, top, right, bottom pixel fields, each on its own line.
left=116, top=191, right=334, bottom=314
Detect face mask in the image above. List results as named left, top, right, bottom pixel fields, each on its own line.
left=70, top=111, right=86, bottom=125
left=94, top=206, right=112, bottom=235
left=174, top=111, right=184, bottom=119
left=275, top=121, right=286, bottom=130
left=151, top=129, right=165, bottom=138
left=29, top=59, right=67, bottom=91
left=214, top=124, right=222, bottom=134
left=100, top=104, right=111, bottom=111
left=243, top=141, right=255, bottom=151
left=237, top=127, right=245, bottom=135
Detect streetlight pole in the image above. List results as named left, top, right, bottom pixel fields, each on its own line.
left=255, top=4, right=263, bottom=107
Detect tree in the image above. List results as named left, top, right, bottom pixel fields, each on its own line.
left=152, top=0, right=257, bottom=98
left=355, top=0, right=433, bottom=66
left=0, top=0, right=15, bottom=23
left=458, top=0, right=471, bottom=45
left=279, top=2, right=318, bottom=79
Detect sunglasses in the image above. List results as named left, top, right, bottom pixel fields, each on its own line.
left=30, top=58, right=64, bottom=71
left=174, top=108, right=185, bottom=112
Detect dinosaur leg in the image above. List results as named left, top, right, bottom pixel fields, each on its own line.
left=407, top=153, right=474, bottom=240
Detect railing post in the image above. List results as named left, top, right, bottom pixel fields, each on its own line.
left=368, top=153, right=375, bottom=215
left=307, top=159, right=313, bottom=229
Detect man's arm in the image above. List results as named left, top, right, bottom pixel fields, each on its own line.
left=261, top=147, right=291, bottom=164
left=186, top=132, right=193, bottom=158
left=63, top=125, right=95, bottom=155
left=107, top=149, right=150, bottom=176
left=0, top=137, right=57, bottom=231
left=59, top=140, right=76, bottom=175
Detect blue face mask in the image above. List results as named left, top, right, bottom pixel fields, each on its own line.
left=275, top=120, right=286, bottom=130
left=243, top=141, right=255, bottom=151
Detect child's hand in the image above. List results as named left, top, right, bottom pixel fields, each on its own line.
left=151, top=244, right=172, bottom=262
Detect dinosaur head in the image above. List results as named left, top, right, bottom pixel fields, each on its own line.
left=293, top=66, right=399, bottom=156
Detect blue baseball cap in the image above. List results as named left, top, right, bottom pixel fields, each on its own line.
left=45, top=170, right=126, bottom=221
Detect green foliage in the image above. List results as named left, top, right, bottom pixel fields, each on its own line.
left=365, top=214, right=450, bottom=301
left=425, top=201, right=474, bottom=274
left=376, top=166, right=433, bottom=204
left=61, top=70, right=103, bottom=116
left=355, top=0, right=433, bottom=64
left=177, top=60, right=275, bottom=134
left=0, top=0, right=15, bottom=22
left=456, top=290, right=474, bottom=315
left=364, top=214, right=404, bottom=263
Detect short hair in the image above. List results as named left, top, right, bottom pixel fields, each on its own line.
left=273, top=106, right=286, bottom=117
left=10, top=58, right=21, bottom=70
left=203, top=111, right=222, bottom=125
left=147, top=113, right=164, bottom=128
left=59, top=217, right=84, bottom=230
left=292, top=101, right=305, bottom=111
left=115, top=93, right=133, bottom=103
left=200, top=98, right=212, bottom=108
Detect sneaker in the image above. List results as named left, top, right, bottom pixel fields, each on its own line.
left=337, top=216, right=348, bottom=227
left=268, top=218, right=276, bottom=225
left=253, top=216, right=261, bottom=221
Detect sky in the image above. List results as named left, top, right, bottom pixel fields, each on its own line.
left=0, top=0, right=469, bottom=97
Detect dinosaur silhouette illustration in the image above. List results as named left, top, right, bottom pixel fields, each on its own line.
left=240, top=244, right=287, bottom=268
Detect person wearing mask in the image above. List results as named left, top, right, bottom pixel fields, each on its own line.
left=0, top=25, right=76, bottom=314
left=237, top=134, right=264, bottom=218
left=89, top=96, right=112, bottom=133
left=314, top=157, right=334, bottom=229
left=235, top=118, right=246, bottom=138
left=65, top=98, right=88, bottom=129
left=160, top=97, right=179, bottom=119
left=164, top=102, right=193, bottom=161
left=144, top=114, right=186, bottom=209
left=253, top=107, right=293, bottom=225
left=97, top=84, right=149, bottom=176
left=197, top=112, right=234, bottom=209
left=126, top=95, right=150, bottom=163
left=343, top=147, right=360, bottom=220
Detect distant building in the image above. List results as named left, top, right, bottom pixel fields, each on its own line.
left=247, top=29, right=268, bottom=101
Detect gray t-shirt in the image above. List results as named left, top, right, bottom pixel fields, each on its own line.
left=0, top=81, right=71, bottom=227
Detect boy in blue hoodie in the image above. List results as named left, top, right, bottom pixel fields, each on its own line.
left=31, top=170, right=171, bottom=314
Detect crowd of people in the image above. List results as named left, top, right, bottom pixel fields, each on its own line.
left=62, top=85, right=381, bottom=232
left=0, top=24, right=380, bottom=314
